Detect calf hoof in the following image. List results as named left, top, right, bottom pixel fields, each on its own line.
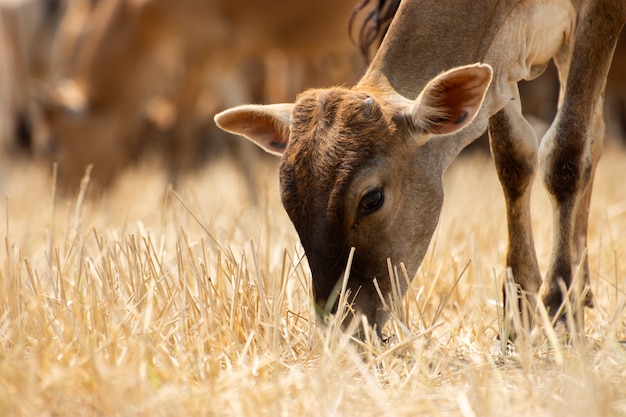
left=539, top=284, right=593, bottom=341
left=541, top=285, right=594, bottom=317
left=541, top=287, right=565, bottom=321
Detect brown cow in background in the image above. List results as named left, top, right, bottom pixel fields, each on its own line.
left=0, top=0, right=367, bottom=191
left=0, top=0, right=63, bottom=152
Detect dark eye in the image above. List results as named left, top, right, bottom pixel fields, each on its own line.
left=359, top=187, right=384, bottom=215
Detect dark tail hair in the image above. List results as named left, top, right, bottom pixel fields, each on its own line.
left=349, top=0, right=401, bottom=63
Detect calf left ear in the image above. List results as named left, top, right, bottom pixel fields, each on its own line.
left=214, top=103, right=294, bottom=156
left=412, top=63, right=493, bottom=136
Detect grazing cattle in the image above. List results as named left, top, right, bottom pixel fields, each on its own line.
left=215, top=0, right=626, bottom=336
left=1, top=0, right=365, bottom=191
left=0, top=0, right=64, bottom=153
left=35, top=0, right=226, bottom=188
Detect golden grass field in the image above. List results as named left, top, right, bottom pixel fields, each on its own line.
left=1, top=142, right=625, bottom=416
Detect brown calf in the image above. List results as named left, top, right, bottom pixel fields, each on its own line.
left=216, top=0, right=626, bottom=336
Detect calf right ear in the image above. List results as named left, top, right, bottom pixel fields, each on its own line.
left=214, top=104, right=294, bottom=156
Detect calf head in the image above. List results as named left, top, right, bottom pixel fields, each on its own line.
left=215, top=63, right=492, bottom=332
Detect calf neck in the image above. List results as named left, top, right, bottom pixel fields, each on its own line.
left=216, top=0, right=626, bottom=335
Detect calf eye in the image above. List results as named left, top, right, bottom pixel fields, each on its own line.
left=359, top=187, right=384, bottom=215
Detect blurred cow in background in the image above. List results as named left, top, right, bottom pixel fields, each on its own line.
left=0, top=0, right=63, bottom=153
left=0, top=0, right=367, bottom=191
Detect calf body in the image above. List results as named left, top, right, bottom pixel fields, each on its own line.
left=216, top=0, right=626, bottom=334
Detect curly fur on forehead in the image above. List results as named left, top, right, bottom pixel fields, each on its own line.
left=281, top=87, right=395, bottom=220
left=278, top=87, right=396, bottom=301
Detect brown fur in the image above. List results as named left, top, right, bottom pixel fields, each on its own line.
left=280, top=88, right=396, bottom=307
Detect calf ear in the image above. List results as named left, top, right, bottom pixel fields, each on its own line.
left=214, top=103, right=294, bottom=156
left=412, top=63, right=492, bottom=136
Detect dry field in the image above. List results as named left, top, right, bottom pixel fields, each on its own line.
left=0, top=143, right=625, bottom=417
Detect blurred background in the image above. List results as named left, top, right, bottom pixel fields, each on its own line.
left=0, top=0, right=368, bottom=193
left=0, top=0, right=624, bottom=194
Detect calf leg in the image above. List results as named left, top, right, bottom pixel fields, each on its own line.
left=538, top=0, right=625, bottom=326
left=572, top=107, right=605, bottom=310
left=540, top=101, right=603, bottom=327
left=489, top=97, right=541, bottom=330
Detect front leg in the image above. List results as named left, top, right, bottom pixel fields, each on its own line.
left=489, top=98, right=542, bottom=333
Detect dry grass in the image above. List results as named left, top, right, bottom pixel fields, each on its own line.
left=0, top=145, right=625, bottom=417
